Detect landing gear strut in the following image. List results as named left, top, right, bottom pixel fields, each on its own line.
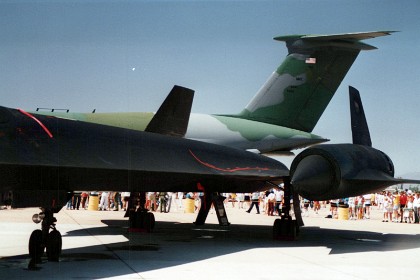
left=194, top=192, right=230, bottom=226
left=28, top=208, right=62, bottom=269
left=273, top=178, right=304, bottom=240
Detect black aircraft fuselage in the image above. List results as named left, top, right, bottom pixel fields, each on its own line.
left=0, top=106, right=288, bottom=208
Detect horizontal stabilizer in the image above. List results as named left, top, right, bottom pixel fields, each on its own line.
left=145, top=85, right=194, bottom=137
left=274, top=31, right=395, bottom=41
left=261, top=151, right=295, bottom=157
left=349, top=86, right=372, bottom=146
left=246, top=148, right=295, bottom=157
left=274, top=31, right=396, bottom=51
left=345, top=169, right=420, bottom=190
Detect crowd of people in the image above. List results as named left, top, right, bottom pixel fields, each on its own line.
left=299, top=190, right=420, bottom=224
left=66, top=191, right=192, bottom=213
left=350, top=190, right=420, bottom=223
left=66, top=191, right=131, bottom=211
left=218, top=189, right=420, bottom=224
left=63, top=189, right=420, bottom=224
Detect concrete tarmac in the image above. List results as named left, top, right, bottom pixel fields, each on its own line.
left=0, top=203, right=419, bottom=279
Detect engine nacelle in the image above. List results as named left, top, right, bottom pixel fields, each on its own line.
left=290, top=144, right=395, bottom=201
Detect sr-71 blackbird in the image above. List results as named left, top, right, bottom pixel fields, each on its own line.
left=1, top=84, right=419, bottom=269
left=1, top=30, right=419, bottom=269
left=33, top=31, right=394, bottom=154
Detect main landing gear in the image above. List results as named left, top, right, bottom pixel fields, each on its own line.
left=272, top=178, right=304, bottom=241
left=124, top=192, right=155, bottom=233
left=28, top=208, right=62, bottom=270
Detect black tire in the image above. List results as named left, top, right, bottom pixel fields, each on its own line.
left=289, top=221, right=297, bottom=239
left=273, top=219, right=281, bottom=238
left=29, top=229, right=44, bottom=262
left=143, top=212, right=155, bottom=232
left=273, top=219, right=297, bottom=240
left=46, top=230, right=62, bottom=262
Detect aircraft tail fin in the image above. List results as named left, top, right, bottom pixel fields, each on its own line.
left=347, top=86, right=420, bottom=186
left=349, top=86, right=372, bottom=146
left=230, top=31, right=394, bottom=133
left=145, top=85, right=194, bottom=137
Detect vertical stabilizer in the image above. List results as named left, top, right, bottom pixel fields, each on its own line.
left=232, top=31, right=394, bottom=133
left=349, top=86, right=372, bottom=147
left=145, top=85, right=194, bottom=137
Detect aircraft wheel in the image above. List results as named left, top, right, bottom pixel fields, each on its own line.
left=144, top=212, right=155, bottom=232
left=289, top=222, right=297, bottom=239
left=273, top=219, right=281, bottom=238
left=283, top=220, right=297, bottom=240
left=46, top=229, right=62, bottom=262
left=273, top=219, right=297, bottom=240
left=29, top=229, right=44, bottom=262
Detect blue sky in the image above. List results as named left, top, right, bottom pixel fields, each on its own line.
left=1, top=0, right=419, bottom=176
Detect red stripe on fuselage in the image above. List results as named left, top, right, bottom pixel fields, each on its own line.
left=189, top=149, right=269, bottom=173
left=18, top=109, right=54, bottom=138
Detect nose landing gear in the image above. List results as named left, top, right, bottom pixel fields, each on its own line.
left=28, top=208, right=62, bottom=270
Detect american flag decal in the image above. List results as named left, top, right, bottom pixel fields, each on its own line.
left=305, top=57, right=316, bottom=64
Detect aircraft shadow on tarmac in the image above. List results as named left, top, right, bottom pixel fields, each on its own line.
left=90, top=219, right=420, bottom=256
left=1, top=219, right=419, bottom=276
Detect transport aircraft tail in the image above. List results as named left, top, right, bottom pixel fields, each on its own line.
left=227, top=31, right=394, bottom=133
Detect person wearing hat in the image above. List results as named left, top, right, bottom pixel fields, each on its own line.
left=413, top=192, right=420, bottom=223
left=404, top=191, right=414, bottom=223
left=392, top=191, right=400, bottom=222
left=400, top=191, right=408, bottom=223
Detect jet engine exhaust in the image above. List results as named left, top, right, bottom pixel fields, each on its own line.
left=290, top=154, right=337, bottom=200
left=290, top=144, right=397, bottom=201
